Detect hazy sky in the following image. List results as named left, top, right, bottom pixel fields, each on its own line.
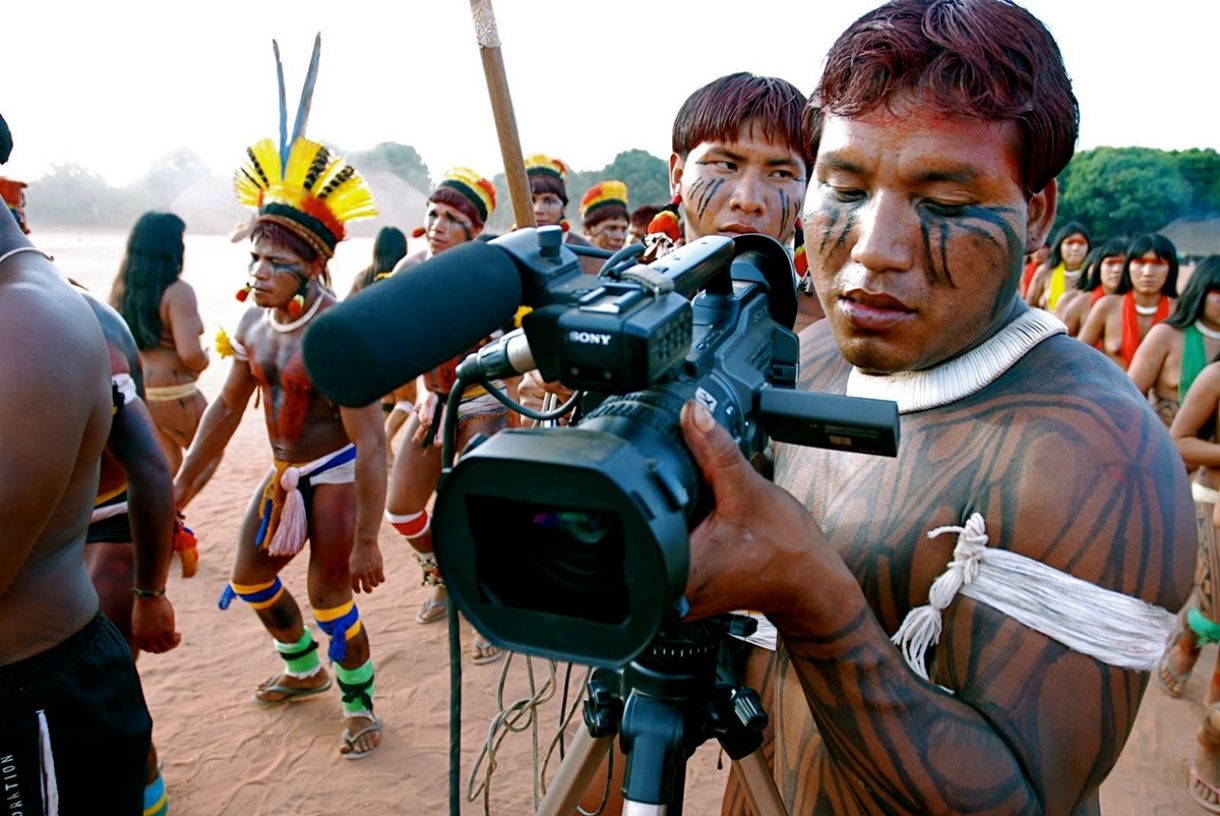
left=4, top=0, right=1217, bottom=187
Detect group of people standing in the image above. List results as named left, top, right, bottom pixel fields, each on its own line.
left=2, top=0, right=1215, bottom=814
left=1022, top=222, right=1220, bottom=809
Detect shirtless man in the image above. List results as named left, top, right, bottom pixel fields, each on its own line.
left=579, top=180, right=630, bottom=251
left=1129, top=255, right=1220, bottom=428
left=667, top=4, right=1193, bottom=814
left=174, top=131, right=387, bottom=759
left=577, top=69, right=817, bottom=813
left=80, top=290, right=181, bottom=816
left=1079, top=233, right=1180, bottom=370
left=384, top=167, right=509, bottom=664
left=0, top=113, right=153, bottom=814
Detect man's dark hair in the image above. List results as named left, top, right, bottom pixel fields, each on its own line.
left=0, top=113, right=11, bottom=165
left=804, top=0, right=1079, bottom=196
left=1046, top=221, right=1091, bottom=271
left=1119, top=233, right=1179, bottom=297
left=1076, top=236, right=1128, bottom=292
left=672, top=73, right=811, bottom=170
left=1166, top=255, right=1220, bottom=329
left=630, top=205, right=661, bottom=233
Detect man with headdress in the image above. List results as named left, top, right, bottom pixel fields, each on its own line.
left=580, top=180, right=630, bottom=251
left=0, top=111, right=155, bottom=812
left=173, top=41, right=388, bottom=758
left=384, top=167, right=510, bottom=664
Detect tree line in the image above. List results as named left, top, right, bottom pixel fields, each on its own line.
left=17, top=142, right=1218, bottom=243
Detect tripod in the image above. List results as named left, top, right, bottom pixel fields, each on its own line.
left=535, top=616, right=788, bottom=816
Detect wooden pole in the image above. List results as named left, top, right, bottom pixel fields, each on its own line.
left=469, top=0, right=535, bottom=229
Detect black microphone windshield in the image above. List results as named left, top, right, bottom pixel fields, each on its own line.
left=304, top=240, right=523, bottom=407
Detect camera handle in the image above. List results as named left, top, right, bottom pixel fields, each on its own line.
left=535, top=617, right=789, bottom=816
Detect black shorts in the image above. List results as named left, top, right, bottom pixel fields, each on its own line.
left=86, top=513, right=133, bottom=544
left=0, top=613, right=150, bottom=815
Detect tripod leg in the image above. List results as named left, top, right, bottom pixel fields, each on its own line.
left=537, top=728, right=615, bottom=816
left=731, top=751, right=788, bottom=816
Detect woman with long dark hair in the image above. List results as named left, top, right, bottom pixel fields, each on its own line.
left=1130, top=256, right=1220, bottom=428
left=1025, top=220, right=1090, bottom=311
left=1055, top=237, right=1127, bottom=337
left=345, top=226, right=408, bottom=298
left=109, top=212, right=208, bottom=472
left=1079, top=233, right=1180, bottom=370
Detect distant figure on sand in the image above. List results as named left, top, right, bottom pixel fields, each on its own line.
left=173, top=52, right=388, bottom=759
left=0, top=111, right=153, bottom=814
left=109, top=211, right=210, bottom=474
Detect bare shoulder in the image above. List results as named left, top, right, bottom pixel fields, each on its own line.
left=1142, top=321, right=1179, bottom=348
left=966, top=335, right=1192, bottom=606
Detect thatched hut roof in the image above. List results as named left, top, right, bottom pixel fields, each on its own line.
left=1158, top=216, right=1220, bottom=257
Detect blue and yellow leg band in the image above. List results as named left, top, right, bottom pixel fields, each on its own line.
left=335, top=659, right=375, bottom=716
left=218, top=577, right=286, bottom=611
left=143, top=772, right=168, bottom=816
left=315, top=601, right=363, bottom=663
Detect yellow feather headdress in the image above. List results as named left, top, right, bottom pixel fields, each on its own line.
left=232, top=35, right=377, bottom=259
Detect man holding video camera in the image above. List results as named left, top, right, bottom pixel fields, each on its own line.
left=680, top=1, right=1195, bottom=813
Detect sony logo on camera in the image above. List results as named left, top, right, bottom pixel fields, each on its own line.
left=568, top=330, right=613, bottom=346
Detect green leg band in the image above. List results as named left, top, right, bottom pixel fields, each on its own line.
left=335, top=659, right=375, bottom=715
left=1188, top=608, right=1220, bottom=649
left=275, top=629, right=322, bottom=677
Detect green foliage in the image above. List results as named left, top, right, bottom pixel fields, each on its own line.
left=25, top=164, right=128, bottom=226
left=1055, top=146, right=1217, bottom=240
left=600, top=149, right=671, bottom=211
left=1171, top=148, right=1220, bottom=216
left=348, top=142, right=432, bottom=193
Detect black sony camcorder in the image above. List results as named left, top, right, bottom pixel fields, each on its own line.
left=430, top=227, right=899, bottom=668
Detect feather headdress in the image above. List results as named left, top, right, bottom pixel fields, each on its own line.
left=233, top=35, right=377, bottom=259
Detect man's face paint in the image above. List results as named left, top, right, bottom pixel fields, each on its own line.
left=669, top=120, right=807, bottom=245
left=426, top=201, right=477, bottom=255
left=807, top=103, right=1053, bottom=374
left=249, top=236, right=312, bottom=309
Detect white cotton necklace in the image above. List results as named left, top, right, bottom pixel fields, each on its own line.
left=266, top=294, right=324, bottom=333
left=1196, top=321, right=1220, bottom=341
left=0, top=246, right=52, bottom=265
left=845, top=308, right=1066, bottom=413
left=1135, top=301, right=1161, bottom=316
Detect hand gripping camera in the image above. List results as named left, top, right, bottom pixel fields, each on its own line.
left=428, top=226, right=899, bottom=667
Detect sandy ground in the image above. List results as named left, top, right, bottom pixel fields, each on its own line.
left=40, top=229, right=1213, bottom=814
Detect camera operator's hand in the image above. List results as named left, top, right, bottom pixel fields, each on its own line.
left=679, top=399, right=865, bottom=630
